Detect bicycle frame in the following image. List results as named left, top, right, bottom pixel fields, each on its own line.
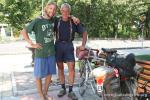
left=78, top=47, right=107, bottom=98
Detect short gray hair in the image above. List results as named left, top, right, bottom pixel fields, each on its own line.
left=61, top=3, right=71, bottom=12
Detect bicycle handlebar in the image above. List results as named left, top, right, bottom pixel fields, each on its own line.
left=84, top=55, right=106, bottom=62
left=84, top=47, right=99, bottom=56
left=90, top=48, right=99, bottom=56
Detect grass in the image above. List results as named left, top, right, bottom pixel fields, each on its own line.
left=136, top=55, right=150, bottom=61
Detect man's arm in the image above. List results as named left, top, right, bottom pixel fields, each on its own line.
left=76, top=23, right=87, bottom=50
left=80, top=31, right=87, bottom=50
left=82, top=31, right=87, bottom=47
left=20, top=29, right=33, bottom=45
left=20, top=29, right=42, bottom=49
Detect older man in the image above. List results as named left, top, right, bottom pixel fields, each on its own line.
left=54, top=3, right=87, bottom=100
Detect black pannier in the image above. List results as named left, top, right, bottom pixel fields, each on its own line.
left=106, top=53, right=136, bottom=77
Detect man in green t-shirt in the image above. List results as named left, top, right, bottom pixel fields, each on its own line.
left=21, top=2, right=57, bottom=100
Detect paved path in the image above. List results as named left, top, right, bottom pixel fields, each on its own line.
left=0, top=54, right=99, bottom=100
left=0, top=40, right=150, bottom=55
left=0, top=40, right=150, bottom=100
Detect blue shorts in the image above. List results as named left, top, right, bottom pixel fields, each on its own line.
left=55, top=42, right=75, bottom=62
left=34, top=55, right=56, bottom=78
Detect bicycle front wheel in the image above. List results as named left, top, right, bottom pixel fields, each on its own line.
left=78, top=60, right=87, bottom=96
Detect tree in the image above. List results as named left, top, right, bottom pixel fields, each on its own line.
left=0, top=0, right=149, bottom=38
left=0, top=0, right=5, bottom=22
left=1, top=0, right=43, bottom=36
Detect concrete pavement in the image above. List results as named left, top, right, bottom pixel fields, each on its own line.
left=0, top=40, right=150, bottom=100
left=0, top=54, right=99, bottom=100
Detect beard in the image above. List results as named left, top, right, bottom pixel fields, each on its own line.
left=45, top=10, right=54, bottom=18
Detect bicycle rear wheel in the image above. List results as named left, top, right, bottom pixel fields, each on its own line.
left=90, top=78, right=107, bottom=100
left=121, top=78, right=137, bottom=100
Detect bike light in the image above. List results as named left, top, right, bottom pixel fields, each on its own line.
left=96, top=75, right=105, bottom=93
left=91, top=66, right=116, bottom=93
left=96, top=75, right=105, bottom=85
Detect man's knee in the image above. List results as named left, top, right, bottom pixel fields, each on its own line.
left=69, top=66, right=75, bottom=72
left=58, top=66, right=64, bottom=71
left=57, top=62, right=64, bottom=69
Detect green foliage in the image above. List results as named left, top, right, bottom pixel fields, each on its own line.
left=4, top=0, right=33, bottom=29
left=1, top=0, right=44, bottom=36
left=0, top=0, right=5, bottom=22
left=0, top=0, right=149, bottom=38
left=58, top=0, right=149, bottom=39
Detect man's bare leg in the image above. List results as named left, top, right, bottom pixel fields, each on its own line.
left=44, top=74, right=53, bottom=100
left=36, top=78, right=44, bottom=100
left=57, top=62, right=66, bottom=97
left=67, top=61, right=75, bottom=86
left=67, top=61, right=78, bottom=100
left=44, top=74, right=52, bottom=95
left=57, top=62, right=65, bottom=84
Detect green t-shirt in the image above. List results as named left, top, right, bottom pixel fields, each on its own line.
left=25, top=17, right=55, bottom=58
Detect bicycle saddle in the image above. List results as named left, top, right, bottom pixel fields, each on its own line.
left=101, top=48, right=117, bottom=54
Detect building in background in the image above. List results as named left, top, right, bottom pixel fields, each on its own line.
left=0, top=23, right=8, bottom=37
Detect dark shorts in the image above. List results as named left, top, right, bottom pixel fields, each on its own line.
left=55, top=41, right=75, bottom=62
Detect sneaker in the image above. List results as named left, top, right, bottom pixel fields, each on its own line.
left=57, top=89, right=66, bottom=97
left=68, top=91, right=78, bottom=100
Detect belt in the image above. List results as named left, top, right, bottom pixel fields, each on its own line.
left=57, top=40, right=72, bottom=43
